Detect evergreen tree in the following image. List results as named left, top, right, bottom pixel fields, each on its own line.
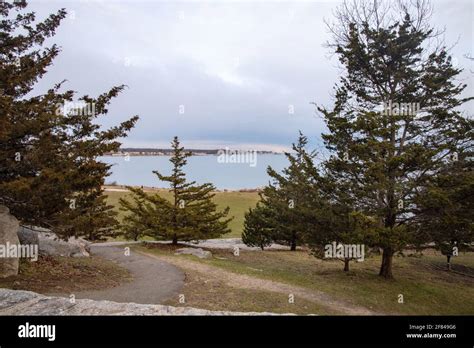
left=242, top=204, right=274, bottom=250
left=56, top=87, right=138, bottom=240
left=0, top=2, right=138, bottom=239
left=62, top=189, right=118, bottom=242
left=413, top=152, right=474, bottom=270
left=0, top=1, right=69, bottom=223
left=119, top=186, right=170, bottom=241
left=303, top=172, right=372, bottom=272
left=119, top=137, right=232, bottom=244
left=318, top=0, right=473, bottom=278
left=244, top=132, right=323, bottom=251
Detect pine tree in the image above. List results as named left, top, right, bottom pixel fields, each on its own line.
left=0, top=1, right=69, bottom=223
left=318, top=0, right=473, bottom=278
left=119, top=136, right=232, bottom=244
left=0, top=2, right=138, bottom=239
left=244, top=132, right=323, bottom=251
left=119, top=186, right=170, bottom=241
left=55, top=86, right=138, bottom=240
left=303, top=172, right=371, bottom=272
left=413, top=152, right=474, bottom=270
left=242, top=204, right=274, bottom=250
left=62, top=189, right=118, bottom=242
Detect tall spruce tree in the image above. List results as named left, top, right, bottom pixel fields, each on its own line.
left=0, top=1, right=138, bottom=239
left=119, top=136, right=232, bottom=244
left=318, top=0, right=473, bottom=278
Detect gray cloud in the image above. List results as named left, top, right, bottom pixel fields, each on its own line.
left=29, top=0, right=473, bottom=150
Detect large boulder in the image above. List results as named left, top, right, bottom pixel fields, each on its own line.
left=18, top=226, right=91, bottom=258
left=175, top=247, right=212, bottom=259
left=0, top=206, right=20, bottom=278
left=17, top=226, right=39, bottom=246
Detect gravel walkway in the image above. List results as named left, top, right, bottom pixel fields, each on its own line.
left=73, top=245, right=184, bottom=305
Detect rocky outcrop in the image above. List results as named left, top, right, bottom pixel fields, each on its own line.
left=0, top=206, right=20, bottom=278
left=183, top=238, right=293, bottom=251
left=0, top=288, right=289, bottom=315
left=175, top=247, right=212, bottom=259
left=18, top=226, right=90, bottom=258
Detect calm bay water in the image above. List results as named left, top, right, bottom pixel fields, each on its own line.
left=100, top=154, right=288, bottom=190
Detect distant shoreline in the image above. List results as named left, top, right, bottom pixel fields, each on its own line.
left=103, top=185, right=262, bottom=193
left=103, top=149, right=283, bottom=157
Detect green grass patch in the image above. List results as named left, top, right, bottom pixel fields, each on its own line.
left=105, top=189, right=260, bottom=238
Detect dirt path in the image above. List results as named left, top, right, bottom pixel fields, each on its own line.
left=73, top=246, right=184, bottom=305
left=137, top=250, right=377, bottom=315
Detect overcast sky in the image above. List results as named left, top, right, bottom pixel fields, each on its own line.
left=29, top=0, right=473, bottom=151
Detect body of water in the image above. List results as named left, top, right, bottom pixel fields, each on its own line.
left=100, top=154, right=289, bottom=189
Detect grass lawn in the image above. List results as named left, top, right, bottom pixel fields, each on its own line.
left=105, top=189, right=260, bottom=238
left=135, top=243, right=474, bottom=315
left=161, top=260, right=328, bottom=315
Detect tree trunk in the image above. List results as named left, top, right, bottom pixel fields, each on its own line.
left=379, top=247, right=394, bottom=279
left=172, top=234, right=178, bottom=245
left=446, top=255, right=451, bottom=271
left=344, top=258, right=350, bottom=272
left=290, top=232, right=297, bottom=251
